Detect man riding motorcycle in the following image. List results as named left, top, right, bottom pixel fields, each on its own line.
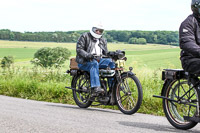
left=76, top=22, right=115, bottom=94
left=180, top=0, right=200, bottom=74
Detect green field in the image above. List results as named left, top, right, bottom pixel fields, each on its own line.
left=0, top=40, right=182, bottom=115
left=0, top=40, right=181, bottom=69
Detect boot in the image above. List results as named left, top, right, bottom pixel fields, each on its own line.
left=93, top=87, right=104, bottom=94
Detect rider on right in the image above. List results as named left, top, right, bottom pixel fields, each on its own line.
left=180, top=0, right=200, bottom=74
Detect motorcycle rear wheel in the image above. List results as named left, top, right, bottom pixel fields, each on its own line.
left=114, top=73, right=143, bottom=115
left=72, top=74, right=92, bottom=108
left=163, top=80, right=199, bottom=130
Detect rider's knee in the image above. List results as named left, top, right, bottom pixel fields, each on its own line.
left=109, top=62, right=115, bottom=68
left=91, top=60, right=99, bottom=67
left=107, top=59, right=115, bottom=68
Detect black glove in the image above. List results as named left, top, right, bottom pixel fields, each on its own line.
left=88, top=54, right=94, bottom=60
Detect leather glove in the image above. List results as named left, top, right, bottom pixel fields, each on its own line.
left=88, top=54, right=94, bottom=60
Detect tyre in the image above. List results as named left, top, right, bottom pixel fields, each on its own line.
left=114, top=73, right=143, bottom=115
left=72, top=74, right=92, bottom=108
left=163, top=80, right=199, bottom=130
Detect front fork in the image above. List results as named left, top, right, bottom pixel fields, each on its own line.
left=110, top=68, right=135, bottom=103
left=188, top=76, right=200, bottom=116
left=115, top=67, right=135, bottom=83
left=195, top=89, right=200, bottom=116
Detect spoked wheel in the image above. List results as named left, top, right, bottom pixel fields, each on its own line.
left=72, top=74, right=92, bottom=108
left=114, top=73, right=143, bottom=115
left=163, top=80, right=199, bottom=130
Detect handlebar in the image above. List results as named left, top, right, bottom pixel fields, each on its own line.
left=107, top=50, right=126, bottom=61
left=92, top=50, right=126, bottom=61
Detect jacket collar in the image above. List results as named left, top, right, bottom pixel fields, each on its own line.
left=193, top=13, right=200, bottom=23
left=89, top=32, right=103, bottom=41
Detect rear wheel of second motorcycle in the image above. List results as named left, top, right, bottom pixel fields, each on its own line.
left=162, top=80, right=198, bottom=130
left=114, top=73, right=143, bottom=115
left=72, top=74, right=92, bottom=108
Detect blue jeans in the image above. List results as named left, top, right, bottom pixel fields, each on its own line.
left=78, top=58, right=115, bottom=88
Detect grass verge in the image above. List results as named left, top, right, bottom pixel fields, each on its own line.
left=0, top=66, right=165, bottom=116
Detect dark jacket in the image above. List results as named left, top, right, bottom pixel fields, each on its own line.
left=179, top=14, right=200, bottom=69
left=76, top=32, right=108, bottom=64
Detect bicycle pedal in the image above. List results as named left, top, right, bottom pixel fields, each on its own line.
left=91, top=93, right=99, bottom=97
left=98, top=97, right=109, bottom=103
left=89, top=97, right=95, bottom=101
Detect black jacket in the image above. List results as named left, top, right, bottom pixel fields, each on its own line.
left=180, top=14, right=200, bottom=64
left=76, top=32, right=108, bottom=64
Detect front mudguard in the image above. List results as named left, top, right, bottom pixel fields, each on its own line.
left=122, top=71, right=135, bottom=76
left=112, top=71, right=135, bottom=89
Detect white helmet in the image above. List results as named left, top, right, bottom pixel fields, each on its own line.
left=90, top=21, right=104, bottom=39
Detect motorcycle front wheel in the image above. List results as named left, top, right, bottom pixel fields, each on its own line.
left=72, top=74, right=92, bottom=108
left=163, top=80, right=199, bottom=130
left=114, top=73, right=143, bottom=115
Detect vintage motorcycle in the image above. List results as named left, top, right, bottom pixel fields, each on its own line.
left=66, top=50, right=143, bottom=115
left=153, top=69, right=200, bottom=130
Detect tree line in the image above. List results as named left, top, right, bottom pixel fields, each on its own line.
left=0, top=29, right=179, bottom=45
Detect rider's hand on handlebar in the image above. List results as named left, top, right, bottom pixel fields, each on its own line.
left=88, top=54, right=94, bottom=60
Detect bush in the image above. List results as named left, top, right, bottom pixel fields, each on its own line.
left=137, top=38, right=147, bottom=44
left=31, top=47, right=71, bottom=68
left=128, top=37, right=137, bottom=44
left=1, top=56, right=14, bottom=68
left=128, top=37, right=147, bottom=45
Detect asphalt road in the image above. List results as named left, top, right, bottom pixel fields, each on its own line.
left=0, top=95, right=200, bottom=133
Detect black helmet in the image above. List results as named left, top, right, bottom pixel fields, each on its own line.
left=192, top=0, right=200, bottom=15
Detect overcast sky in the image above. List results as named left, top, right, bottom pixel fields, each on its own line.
left=0, top=0, right=192, bottom=32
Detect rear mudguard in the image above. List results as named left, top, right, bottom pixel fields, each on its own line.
left=71, top=75, right=78, bottom=88
left=161, top=79, right=173, bottom=96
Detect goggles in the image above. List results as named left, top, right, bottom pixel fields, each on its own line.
left=92, top=27, right=104, bottom=35
left=96, top=29, right=104, bottom=34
